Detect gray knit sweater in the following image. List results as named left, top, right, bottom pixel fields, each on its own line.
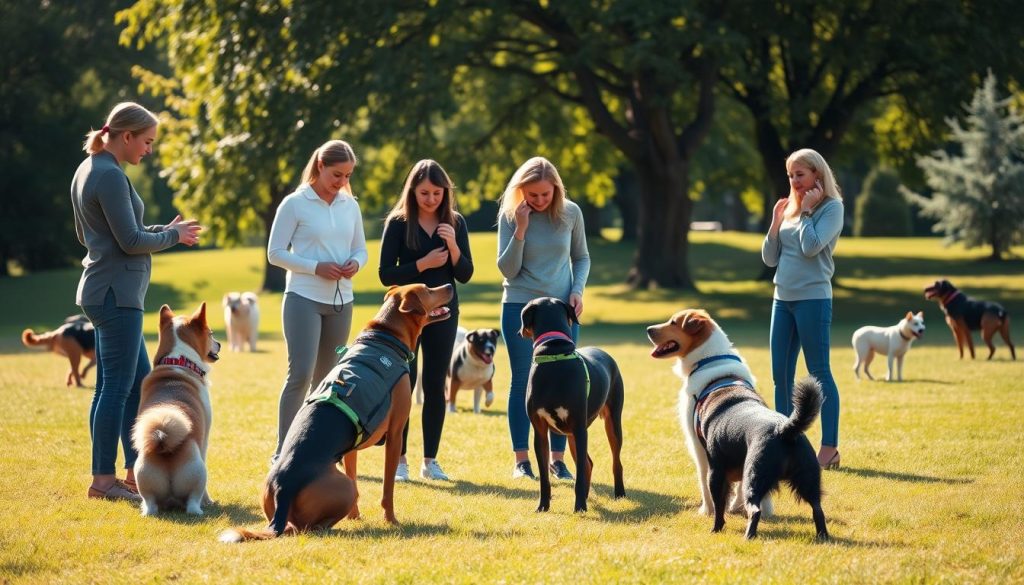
left=497, top=200, right=591, bottom=304
left=761, top=198, right=844, bottom=301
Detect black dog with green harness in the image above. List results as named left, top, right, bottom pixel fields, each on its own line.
left=266, top=329, right=414, bottom=535
left=520, top=297, right=626, bottom=513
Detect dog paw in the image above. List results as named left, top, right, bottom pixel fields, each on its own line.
left=535, top=503, right=550, bottom=512
left=697, top=503, right=714, bottom=516
left=186, top=506, right=204, bottom=516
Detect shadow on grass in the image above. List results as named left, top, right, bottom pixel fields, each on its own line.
left=333, top=520, right=455, bottom=540
left=143, top=501, right=265, bottom=526
left=834, top=466, right=972, bottom=485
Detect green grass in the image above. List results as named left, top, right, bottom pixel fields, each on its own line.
left=2, top=233, right=1023, bottom=584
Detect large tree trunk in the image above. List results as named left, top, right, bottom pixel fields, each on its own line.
left=627, top=161, right=695, bottom=290
left=613, top=168, right=639, bottom=241
left=260, top=184, right=288, bottom=292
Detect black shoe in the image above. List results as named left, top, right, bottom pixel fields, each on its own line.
left=549, top=460, right=574, bottom=481
left=512, top=461, right=537, bottom=480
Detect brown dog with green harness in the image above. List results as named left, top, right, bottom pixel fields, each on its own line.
left=220, top=283, right=453, bottom=542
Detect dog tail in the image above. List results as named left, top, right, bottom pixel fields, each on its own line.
left=132, top=405, right=192, bottom=455
left=21, top=328, right=58, bottom=348
left=218, top=527, right=278, bottom=543
left=778, top=376, right=823, bottom=440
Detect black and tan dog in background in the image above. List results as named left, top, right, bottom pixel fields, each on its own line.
left=520, top=297, right=625, bottom=513
left=220, top=283, right=453, bottom=542
left=447, top=327, right=501, bottom=413
left=21, top=315, right=96, bottom=387
left=925, top=279, right=1016, bottom=360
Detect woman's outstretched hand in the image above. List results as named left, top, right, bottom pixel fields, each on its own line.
left=168, top=215, right=202, bottom=246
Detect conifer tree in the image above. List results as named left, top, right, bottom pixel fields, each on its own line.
left=903, top=72, right=1024, bottom=260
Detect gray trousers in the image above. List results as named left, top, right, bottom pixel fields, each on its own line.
left=276, top=291, right=354, bottom=454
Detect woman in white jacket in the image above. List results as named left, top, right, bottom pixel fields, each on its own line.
left=267, top=139, right=368, bottom=462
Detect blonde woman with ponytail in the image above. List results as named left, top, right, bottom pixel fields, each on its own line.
left=762, top=148, right=845, bottom=470
left=72, top=102, right=203, bottom=502
left=267, top=139, right=368, bottom=464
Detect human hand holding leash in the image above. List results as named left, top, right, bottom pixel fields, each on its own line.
left=569, top=293, right=584, bottom=318
left=168, top=215, right=202, bottom=246
left=513, top=200, right=532, bottom=240
left=315, top=261, right=346, bottom=280
left=338, top=259, right=360, bottom=279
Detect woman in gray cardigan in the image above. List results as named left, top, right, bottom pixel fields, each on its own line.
left=72, top=102, right=202, bottom=501
left=497, top=157, right=591, bottom=481
left=761, top=148, right=844, bottom=470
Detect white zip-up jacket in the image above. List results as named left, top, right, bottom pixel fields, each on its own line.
left=267, top=183, right=368, bottom=304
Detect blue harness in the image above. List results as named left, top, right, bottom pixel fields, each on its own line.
left=691, top=354, right=754, bottom=443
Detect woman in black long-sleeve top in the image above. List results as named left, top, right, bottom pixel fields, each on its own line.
left=379, top=159, right=473, bottom=481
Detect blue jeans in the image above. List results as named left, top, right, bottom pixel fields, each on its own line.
left=501, top=302, right=580, bottom=453
left=82, top=288, right=149, bottom=475
left=769, top=298, right=840, bottom=447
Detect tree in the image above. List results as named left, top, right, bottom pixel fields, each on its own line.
left=0, top=0, right=151, bottom=275
left=854, top=167, right=910, bottom=237
left=902, top=73, right=1024, bottom=260
left=716, top=0, right=1024, bottom=233
left=121, top=1, right=728, bottom=290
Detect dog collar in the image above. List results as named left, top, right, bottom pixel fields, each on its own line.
left=533, top=331, right=573, bottom=347
left=899, top=330, right=912, bottom=341
left=159, top=355, right=206, bottom=379
left=689, top=354, right=743, bottom=376
left=940, top=290, right=962, bottom=307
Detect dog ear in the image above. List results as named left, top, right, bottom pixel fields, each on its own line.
left=681, top=310, right=708, bottom=336
left=519, top=304, right=536, bottom=339
left=467, top=331, right=479, bottom=343
left=193, top=302, right=208, bottom=326
left=491, top=328, right=501, bottom=338
left=159, top=305, right=175, bottom=328
left=397, top=289, right=427, bottom=315
left=905, top=311, right=913, bottom=320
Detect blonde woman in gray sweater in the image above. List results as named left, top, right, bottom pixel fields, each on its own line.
left=497, top=157, right=591, bottom=481
left=761, top=148, right=844, bottom=470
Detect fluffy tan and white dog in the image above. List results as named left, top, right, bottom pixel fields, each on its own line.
left=132, top=303, right=221, bottom=516
left=852, top=311, right=925, bottom=382
left=647, top=309, right=772, bottom=518
left=222, top=292, right=259, bottom=352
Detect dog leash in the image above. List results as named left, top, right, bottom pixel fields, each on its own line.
left=333, top=280, right=346, bottom=313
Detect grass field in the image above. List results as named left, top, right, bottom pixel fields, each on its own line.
left=1, top=232, right=1022, bottom=584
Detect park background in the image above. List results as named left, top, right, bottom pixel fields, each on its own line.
left=2, top=1, right=1023, bottom=583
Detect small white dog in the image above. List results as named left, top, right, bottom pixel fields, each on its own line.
left=852, top=311, right=925, bottom=382
left=222, top=292, right=259, bottom=352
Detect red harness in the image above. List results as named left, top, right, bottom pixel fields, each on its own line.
left=159, top=355, right=206, bottom=379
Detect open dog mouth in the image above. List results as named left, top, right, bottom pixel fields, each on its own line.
left=481, top=353, right=493, bottom=365
left=924, top=289, right=938, bottom=299
left=428, top=306, right=451, bottom=320
left=650, top=340, right=680, bottom=358
left=913, top=330, right=924, bottom=339
left=208, top=350, right=220, bottom=362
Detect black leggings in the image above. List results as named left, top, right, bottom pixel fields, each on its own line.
left=402, top=314, right=459, bottom=458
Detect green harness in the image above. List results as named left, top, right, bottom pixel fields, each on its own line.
left=306, top=331, right=414, bottom=448
left=533, top=351, right=591, bottom=399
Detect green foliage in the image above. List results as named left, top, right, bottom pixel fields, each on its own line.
left=903, top=73, right=1024, bottom=260
left=0, top=0, right=155, bottom=275
left=854, top=167, right=911, bottom=237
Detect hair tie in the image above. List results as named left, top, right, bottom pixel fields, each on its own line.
left=100, top=125, right=110, bottom=135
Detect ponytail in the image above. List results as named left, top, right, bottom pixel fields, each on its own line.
left=302, top=140, right=357, bottom=186
left=84, top=102, right=158, bottom=155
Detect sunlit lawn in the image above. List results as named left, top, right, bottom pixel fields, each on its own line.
left=1, top=233, right=1022, bottom=583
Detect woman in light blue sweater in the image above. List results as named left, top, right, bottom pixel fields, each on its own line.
left=761, top=148, right=844, bottom=470
left=497, top=157, right=591, bottom=481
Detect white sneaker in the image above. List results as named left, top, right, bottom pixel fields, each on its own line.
left=395, top=462, right=410, bottom=482
left=420, top=460, right=450, bottom=481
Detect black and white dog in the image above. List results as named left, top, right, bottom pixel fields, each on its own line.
left=647, top=308, right=829, bottom=540
left=447, top=327, right=501, bottom=413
